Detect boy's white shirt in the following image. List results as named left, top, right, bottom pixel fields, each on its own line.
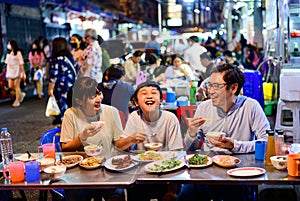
left=123, top=110, right=184, bottom=151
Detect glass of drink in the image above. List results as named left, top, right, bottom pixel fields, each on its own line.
left=38, top=143, right=55, bottom=159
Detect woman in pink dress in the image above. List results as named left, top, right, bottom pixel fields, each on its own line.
left=5, top=40, right=26, bottom=107
left=28, top=40, right=45, bottom=99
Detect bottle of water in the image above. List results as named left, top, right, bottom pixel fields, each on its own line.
left=0, top=128, right=14, bottom=167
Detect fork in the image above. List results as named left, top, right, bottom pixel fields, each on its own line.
left=184, top=155, right=190, bottom=169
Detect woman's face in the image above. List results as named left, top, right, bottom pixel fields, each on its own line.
left=82, top=92, right=104, bottom=116
left=173, top=57, right=182, bottom=68
left=70, top=36, right=80, bottom=48
left=32, top=44, right=37, bottom=49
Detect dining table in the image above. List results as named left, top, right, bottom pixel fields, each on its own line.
left=1, top=150, right=300, bottom=198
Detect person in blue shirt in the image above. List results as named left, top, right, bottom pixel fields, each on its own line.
left=98, top=64, right=134, bottom=120
left=145, top=34, right=161, bottom=62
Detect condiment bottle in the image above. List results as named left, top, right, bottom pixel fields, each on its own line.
left=265, top=130, right=276, bottom=166
left=275, top=129, right=285, bottom=155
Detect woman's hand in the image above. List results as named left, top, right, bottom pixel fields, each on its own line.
left=80, top=124, right=102, bottom=141
left=187, top=117, right=206, bottom=137
left=129, top=131, right=148, bottom=144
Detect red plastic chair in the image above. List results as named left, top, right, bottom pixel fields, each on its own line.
left=119, top=110, right=126, bottom=129
left=176, top=105, right=198, bottom=127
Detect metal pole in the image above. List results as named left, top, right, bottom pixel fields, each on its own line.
left=158, top=0, right=162, bottom=33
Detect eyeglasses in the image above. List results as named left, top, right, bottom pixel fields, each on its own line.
left=205, top=82, right=228, bottom=90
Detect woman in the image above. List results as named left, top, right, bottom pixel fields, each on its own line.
left=79, top=28, right=102, bottom=83
left=60, top=76, right=146, bottom=201
left=70, top=34, right=85, bottom=73
left=28, top=40, right=45, bottom=99
left=5, top=40, right=26, bottom=107
left=164, top=54, right=195, bottom=80
left=48, top=37, right=76, bottom=125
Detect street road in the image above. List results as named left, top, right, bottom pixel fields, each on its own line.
left=0, top=96, right=54, bottom=154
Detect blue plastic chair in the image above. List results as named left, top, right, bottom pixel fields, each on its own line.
left=40, top=127, right=62, bottom=152
left=40, top=127, right=66, bottom=201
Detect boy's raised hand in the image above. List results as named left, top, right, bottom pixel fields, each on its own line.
left=130, top=131, right=148, bottom=144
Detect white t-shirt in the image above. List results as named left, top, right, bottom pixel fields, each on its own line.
left=184, top=43, right=207, bottom=73
left=5, top=51, right=24, bottom=79
left=123, top=110, right=184, bottom=151
left=164, top=64, right=195, bottom=80
left=60, top=104, right=124, bottom=156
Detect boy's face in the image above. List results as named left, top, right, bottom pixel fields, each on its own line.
left=135, top=86, right=161, bottom=113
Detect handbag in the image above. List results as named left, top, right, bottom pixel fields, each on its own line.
left=33, top=69, right=43, bottom=81
left=45, top=96, right=61, bottom=117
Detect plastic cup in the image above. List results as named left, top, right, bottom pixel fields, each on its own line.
left=39, top=143, right=56, bottom=159
left=287, top=154, right=300, bottom=177
left=255, top=141, right=267, bottom=160
left=25, top=161, right=40, bottom=182
left=3, top=162, right=25, bottom=183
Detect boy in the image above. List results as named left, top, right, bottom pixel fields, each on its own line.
left=124, top=81, right=183, bottom=151
left=124, top=81, right=183, bottom=201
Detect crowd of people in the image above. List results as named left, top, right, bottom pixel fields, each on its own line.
left=1, top=29, right=270, bottom=201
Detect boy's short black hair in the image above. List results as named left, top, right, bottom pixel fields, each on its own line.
left=132, top=81, right=162, bottom=103
left=188, top=36, right=199, bottom=43
left=133, top=50, right=143, bottom=57
left=106, top=64, right=125, bottom=80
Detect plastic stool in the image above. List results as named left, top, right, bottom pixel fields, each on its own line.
left=275, top=99, right=300, bottom=142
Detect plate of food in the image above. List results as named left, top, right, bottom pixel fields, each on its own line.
left=186, top=153, right=212, bottom=168
left=104, top=155, right=136, bottom=171
left=56, top=155, right=83, bottom=168
left=15, top=153, right=38, bottom=162
left=227, top=167, right=266, bottom=177
left=212, top=155, right=241, bottom=168
left=144, top=158, right=184, bottom=173
left=79, top=156, right=105, bottom=169
left=132, top=151, right=177, bottom=162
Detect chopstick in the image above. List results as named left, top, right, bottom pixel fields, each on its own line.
left=202, top=118, right=219, bottom=121
left=185, top=117, right=219, bottom=121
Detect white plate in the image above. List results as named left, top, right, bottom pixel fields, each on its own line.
left=132, top=151, right=178, bottom=162
left=186, top=154, right=212, bottom=168
left=79, top=156, right=105, bottom=170
left=15, top=153, right=38, bottom=162
left=227, top=167, right=266, bottom=177
left=212, top=155, right=241, bottom=168
left=144, top=159, right=185, bottom=173
left=56, top=155, right=83, bottom=168
left=104, top=155, right=136, bottom=171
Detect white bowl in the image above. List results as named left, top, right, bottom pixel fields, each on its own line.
left=144, top=142, right=163, bottom=151
left=44, top=165, right=67, bottom=180
left=270, top=156, right=287, bottom=170
left=37, top=158, right=55, bottom=171
left=84, top=145, right=103, bottom=156
left=206, top=131, right=226, bottom=145
left=91, top=121, right=105, bottom=128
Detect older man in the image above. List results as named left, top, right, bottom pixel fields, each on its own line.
left=124, top=50, right=143, bottom=85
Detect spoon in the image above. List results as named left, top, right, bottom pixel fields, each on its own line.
left=27, top=151, right=32, bottom=159
left=148, top=133, right=157, bottom=137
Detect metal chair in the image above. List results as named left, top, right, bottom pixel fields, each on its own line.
left=40, top=127, right=66, bottom=201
